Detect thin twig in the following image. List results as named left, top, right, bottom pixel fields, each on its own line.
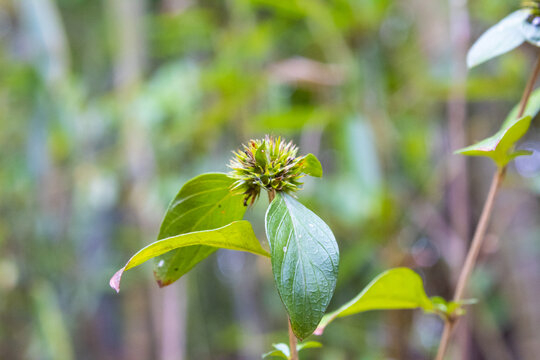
left=517, top=55, right=540, bottom=118
left=435, top=52, right=540, bottom=360
left=452, top=167, right=505, bottom=302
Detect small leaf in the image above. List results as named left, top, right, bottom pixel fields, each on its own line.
left=502, top=87, right=540, bottom=128
left=297, top=341, right=323, bottom=352
left=153, top=173, right=247, bottom=287
left=262, top=343, right=290, bottom=359
left=256, top=141, right=269, bottom=169
left=455, top=115, right=532, bottom=167
left=110, top=221, right=269, bottom=292
left=262, top=351, right=284, bottom=359
left=301, top=153, right=323, bottom=177
left=315, top=268, right=432, bottom=335
left=467, top=10, right=529, bottom=68
left=429, top=297, right=478, bottom=319
left=262, top=350, right=288, bottom=360
left=272, top=343, right=290, bottom=357
left=265, top=193, right=339, bottom=340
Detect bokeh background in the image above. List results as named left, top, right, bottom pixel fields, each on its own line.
left=2, top=0, right=540, bottom=359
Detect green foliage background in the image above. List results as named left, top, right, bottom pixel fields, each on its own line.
left=1, top=0, right=540, bottom=359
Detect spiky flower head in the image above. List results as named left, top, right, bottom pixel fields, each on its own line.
left=228, top=136, right=309, bottom=206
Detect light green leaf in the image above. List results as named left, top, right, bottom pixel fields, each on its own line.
left=256, top=142, right=269, bottom=168
left=110, top=221, right=269, bottom=292
left=315, top=268, right=432, bottom=335
left=301, top=153, right=323, bottom=177
left=265, top=193, right=339, bottom=340
left=502, top=88, right=540, bottom=128
left=261, top=341, right=323, bottom=360
left=262, top=350, right=288, bottom=359
left=297, top=341, right=323, bottom=351
left=455, top=115, right=532, bottom=167
left=467, top=10, right=529, bottom=68
left=262, top=343, right=290, bottom=359
left=430, top=296, right=478, bottom=319
left=153, top=173, right=247, bottom=287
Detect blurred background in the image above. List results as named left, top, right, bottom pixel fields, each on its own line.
left=1, top=0, right=540, bottom=359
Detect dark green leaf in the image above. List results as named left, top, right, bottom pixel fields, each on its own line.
left=154, top=173, right=247, bottom=287
left=467, top=10, right=529, bottom=68
left=301, top=153, right=323, bottom=177
left=455, top=115, right=532, bottom=167
left=265, top=193, right=339, bottom=340
left=315, top=268, right=432, bottom=335
left=110, top=221, right=269, bottom=292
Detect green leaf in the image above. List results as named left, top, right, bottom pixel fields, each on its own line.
left=301, top=153, right=323, bottom=177
left=315, top=268, right=432, bottom=335
left=110, top=221, right=269, bottom=292
left=262, top=343, right=290, bottom=359
left=261, top=341, right=323, bottom=359
left=256, top=141, right=269, bottom=169
left=153, top=173, right=247, bottom=287
left=262, top=350, right=288, bottom=360
left=455, top=115, right=532, bottom=167
left=502, top=88, right=540, bottom=128
left=467, top=10, right=529, bottom=68
left=297, top=341, right=323, bottom=351
left=429, top=296, right=478, bottom=319
left=265, top=193, right=339, bottom=340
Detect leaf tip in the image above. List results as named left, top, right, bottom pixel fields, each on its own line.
left=109, top=267, right=125, bottom=293
left=466, top=53, right=477, bottom=69
left=313, top=326, right=325, bottom=336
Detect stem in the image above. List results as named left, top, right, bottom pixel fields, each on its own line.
left=435, top=168, right=504, bottom=360
left=288, top=318, right=298, bottom=360
left=517, top=55, right=540, bottom=119
left=435, top=52, right=540, bottom=360
left=268, top=189, right=276, bottom=203
left=452, top=167, right=504, bottom=303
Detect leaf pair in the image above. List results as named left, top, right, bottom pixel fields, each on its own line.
left=110, top=152, right=338, bottom=341
left=110, top=173, right=267, bottom=292
left=455, top=88, right=540, bottom=167
left=455, top=115, right=532, bottom=167
left=314, top=268, right=473, bottom=335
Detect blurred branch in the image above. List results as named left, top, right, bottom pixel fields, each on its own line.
left=269, top=57, right=344, bottom=88
left=18, top=0, right=70, bottom=85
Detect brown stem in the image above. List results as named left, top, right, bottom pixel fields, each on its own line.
left=435, top=322, right=455, bottom=360
left=435, top=168, right=504, bottom=360
left=288, top=318, right=298, bottom=360
left=517, top=54, right=540, bottom=118
left=268, top=189, right=276, bottom=203
left=452, top=167, right=504, bottom=303
left=435, top=52, right=540, bottom=360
